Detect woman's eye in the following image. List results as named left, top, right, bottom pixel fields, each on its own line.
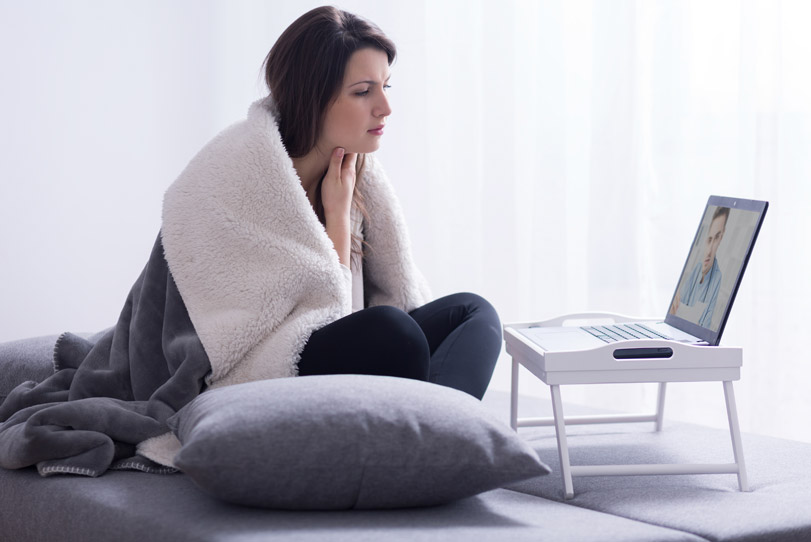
left=355, top=90, right=370, bottom=97
left=384, top=84, right=391, bottom=90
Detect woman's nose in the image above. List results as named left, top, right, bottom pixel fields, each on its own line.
left=374, top=90, right=392, bottom=118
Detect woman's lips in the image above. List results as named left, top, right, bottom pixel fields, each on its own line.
left=368, top=125, right=385, bottom=135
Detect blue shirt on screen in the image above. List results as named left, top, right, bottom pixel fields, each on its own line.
left=680, top=258, right=722, bottom=329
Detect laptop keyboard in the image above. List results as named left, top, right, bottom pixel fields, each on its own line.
left=581, top=323, right=673, bottom=343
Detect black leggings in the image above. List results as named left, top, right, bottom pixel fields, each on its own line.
left=297, top=292, right=501, bottom=399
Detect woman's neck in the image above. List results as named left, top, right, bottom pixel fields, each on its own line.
left=292, top=149, right=329, bottom=206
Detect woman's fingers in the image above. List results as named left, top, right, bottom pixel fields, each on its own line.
left=322, top=147, right=355, bottom=217
left=327, top=147, right=346, bottom=180
left=341, top=152, right=358, bottom=179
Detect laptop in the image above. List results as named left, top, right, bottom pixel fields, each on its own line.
left=519, top=195, right=768, bottom=354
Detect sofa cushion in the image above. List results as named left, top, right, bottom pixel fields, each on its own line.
left=0, top=467, right=706, bottom=542
left=0, top=331, right=112, bottom=401
left=507, top=406, right=811, bottom=542
left=0, top=335, right=59, bottom=400
left=169, top=374, right=550, bottom=510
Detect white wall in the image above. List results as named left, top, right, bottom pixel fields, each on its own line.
left=1, top=1, right=232, bottom=336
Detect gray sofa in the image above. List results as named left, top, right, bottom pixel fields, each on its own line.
left=2, top=335, right=810, bottom=542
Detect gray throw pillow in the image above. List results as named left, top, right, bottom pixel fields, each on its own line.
left=168, top=374, right=549, bottom=510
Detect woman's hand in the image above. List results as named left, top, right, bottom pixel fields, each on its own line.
left=321, top=147, right=357, bottom=220
left=321, top=147, right=356, bottom=268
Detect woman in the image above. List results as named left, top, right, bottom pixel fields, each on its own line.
left=252, top=6, right=503, bottom=399
left=0, top=6, right=501, bottom=477
left=162, top=5, right=502, bottom=398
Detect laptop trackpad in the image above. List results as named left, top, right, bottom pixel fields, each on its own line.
left=520, top=327, right=607, bottom=351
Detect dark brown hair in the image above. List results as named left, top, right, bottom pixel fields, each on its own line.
left=712, top=206, right=730, bottom=228
left=263, top=6, right=396, bottom=158
left=262, top=6, right=396, bottom=261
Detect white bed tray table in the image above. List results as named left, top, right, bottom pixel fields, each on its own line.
left=503, top=313, right=748, bottom=499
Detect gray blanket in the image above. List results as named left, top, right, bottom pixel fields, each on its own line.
left=0, top=234, right=211, bottom=476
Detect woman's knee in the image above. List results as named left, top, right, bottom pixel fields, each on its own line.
left=447, top=292, right=503, bottom=372
left=364, top=305, right=429, bottom=353
left=451, top=292, right=502, bottom=335
left=362, top=306, right=430, bottom=379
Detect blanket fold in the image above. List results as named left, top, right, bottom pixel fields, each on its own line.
left=0, top=235, right=211, bottom=475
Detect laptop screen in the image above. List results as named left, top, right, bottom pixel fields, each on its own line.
left=664, top=195, right=768, bottom=346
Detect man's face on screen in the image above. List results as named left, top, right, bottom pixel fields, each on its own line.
left=702, top=215, right=727, bottom=277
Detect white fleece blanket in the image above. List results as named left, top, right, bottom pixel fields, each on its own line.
left=161, top=96, right=432, bottom=389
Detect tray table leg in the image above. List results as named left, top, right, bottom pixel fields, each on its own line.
left=655, top=382, right=667, bottom=432
left=550, top=384, right=574, bottom=499
left=510, top=358, right=519, bottom=431
left=723, top=380, right=749, bottom=492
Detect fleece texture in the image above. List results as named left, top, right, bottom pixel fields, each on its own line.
left=161, top=95, right=432, bottom=390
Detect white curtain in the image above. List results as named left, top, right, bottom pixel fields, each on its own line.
left=1, top=0, right=808, bottom=441
left=405, top=0, right=810, bottom=442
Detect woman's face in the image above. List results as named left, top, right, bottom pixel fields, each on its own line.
left=319, top=47, right=392, bottom=155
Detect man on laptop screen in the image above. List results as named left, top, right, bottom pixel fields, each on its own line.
left=669, top=206, right=728, bottom=329
left=668, top=202, right=765, bottom=334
